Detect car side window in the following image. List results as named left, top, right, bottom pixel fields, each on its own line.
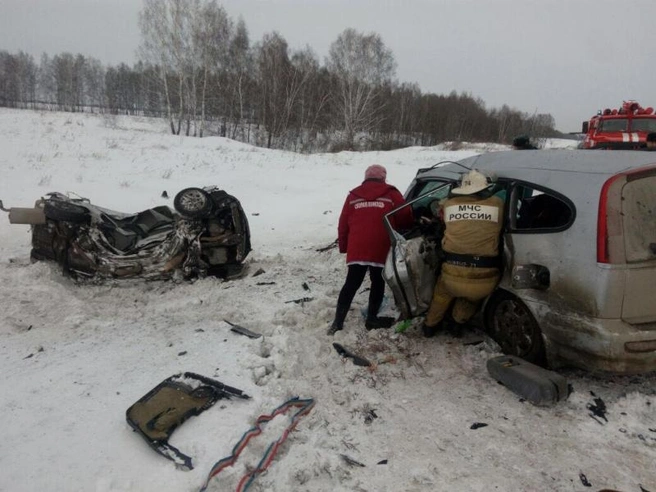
left=510, top=184, right=574, bottom=232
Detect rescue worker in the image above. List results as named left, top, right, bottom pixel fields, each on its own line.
left=328, top=164, right=413, bottom=336
left=422, top=169, right=505, bottom=337
left=512, top=134, right=537, bottom=150
left=646, top=132, right=656, bottom=151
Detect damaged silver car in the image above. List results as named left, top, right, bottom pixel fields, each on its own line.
left=384, top=150, right=656, bottom=374
left=0, top=187, right=251, bottom=280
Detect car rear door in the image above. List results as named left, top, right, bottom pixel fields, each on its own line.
left=503, top=182, right=577, bottom=300
left=620, top=170, right=656, bottom=323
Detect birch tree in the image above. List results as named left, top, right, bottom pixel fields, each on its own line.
left=226, top=18, right=252, bottom=139
left=198, top=1, right=232, bottom=137
left=327, top=28, right=396, bottom=149
left=255, top=32, right=292, bottom=148
left=139, top=0, right=186, bottom=133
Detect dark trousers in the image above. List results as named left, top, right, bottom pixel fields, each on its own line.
left=335, top=264, right=385, bottom=325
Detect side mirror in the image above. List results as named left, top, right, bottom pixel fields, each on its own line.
left=511, top=264, right=550, bottom=290
left=581, top=121, right=589, bottom=133
left=0, top=200, right=7, bottom=212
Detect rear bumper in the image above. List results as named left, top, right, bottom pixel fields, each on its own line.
left=530, top=301, right=656, bottom=374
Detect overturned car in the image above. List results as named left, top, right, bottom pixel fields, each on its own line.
left=0, top=187, right=251, bottom=280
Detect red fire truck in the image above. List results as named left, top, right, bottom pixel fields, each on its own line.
left=581, top=100, right=656, bottom=149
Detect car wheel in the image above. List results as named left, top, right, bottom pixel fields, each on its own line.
left=174, top=188, right=212, bottom=218
left=485, top=290, right=546, bottom=366
left=43, top=200, right=90, bottom=223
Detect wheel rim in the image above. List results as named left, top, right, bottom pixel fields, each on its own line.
left=178, top=190, right=207, bottom=212
left=492, top=299, right=537, bottom=356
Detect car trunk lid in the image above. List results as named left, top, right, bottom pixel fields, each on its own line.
left=620, top=172, right=656, bottom=323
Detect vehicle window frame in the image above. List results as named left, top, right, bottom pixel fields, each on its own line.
left=506, top=180, right=576, bottom=234
left=599, top=118, right=628, bottom=133
left=384, top=180, right=454, bottom=244
left=630, top=118, right=656, bottom=133
left=406, top=178, right=454, bottom=201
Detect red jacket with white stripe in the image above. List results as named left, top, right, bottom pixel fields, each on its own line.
left=338, top=179, right=413, bottom=265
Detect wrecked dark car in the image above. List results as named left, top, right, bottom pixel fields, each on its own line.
left=0, top=187, right=251, bottom=280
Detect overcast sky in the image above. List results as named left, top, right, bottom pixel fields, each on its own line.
left=1, top=0, right=654, bottom=132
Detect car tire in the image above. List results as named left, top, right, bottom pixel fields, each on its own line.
left=174, top=188, right=212, bottom=218
left=484, top=290, right=546, bottom=366
left=43, top=200, right=90, bottom=223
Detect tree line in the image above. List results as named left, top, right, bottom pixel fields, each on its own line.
left=0, top=0, right=558, bottom=152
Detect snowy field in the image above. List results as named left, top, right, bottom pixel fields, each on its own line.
left=0, top=108, right=654, bottom=492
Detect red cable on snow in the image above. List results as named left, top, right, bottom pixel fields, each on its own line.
left=199, top=396, right=315, bottom=492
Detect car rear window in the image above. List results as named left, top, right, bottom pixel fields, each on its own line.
left=510, top=184, right=574, bottom=232
left=622, top=175, right=656, bottom=263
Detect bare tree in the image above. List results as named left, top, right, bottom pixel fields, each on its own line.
left=139, top=0, right=235, bottom=136
left=0, top=52, right=28, bottom=107
left=0, top=52, right=38, bottom=108
left=326, top=28, right=396, bottom=149
left=84, top=57, right=105, bottom=111
left=199, top=0, right=232, bottom=137
left=139, top=0, right=185, bottom=133
left=255, top=32, right=292, bottom=148
left=51, top=53, right=77, bottom=111
left=288, top=46, right=327, bottom=148
left=226, top=18, right=253, bottom=139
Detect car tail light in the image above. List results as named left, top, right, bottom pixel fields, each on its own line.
left=597, top=175, right=620, bottom=263
left=597, top=174, right=626, bottom=263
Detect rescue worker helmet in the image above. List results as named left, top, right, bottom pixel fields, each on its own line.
left=451, top=169, right=491, bottom=195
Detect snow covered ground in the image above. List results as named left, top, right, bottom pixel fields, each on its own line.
left=0, top=108, right=653, bottom=492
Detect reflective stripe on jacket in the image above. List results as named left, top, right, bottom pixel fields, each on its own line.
left=338, top=180, right=412, bottom=265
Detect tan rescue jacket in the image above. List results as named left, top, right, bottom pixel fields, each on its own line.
left=441, top=194, right=504, bottom=257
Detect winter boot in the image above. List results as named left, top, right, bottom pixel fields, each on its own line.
left=444, top=317, right=465, bottom=338
left=327, top=304, right=349, bottom=336
left=421, top=321, right=441, bottom=338
left=326, top=321, right=342, bottom=336
left=365, top=287, right=394, bottom=330
left=365, top=316, right=396, bottom=330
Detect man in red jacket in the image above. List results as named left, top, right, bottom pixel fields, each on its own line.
left=328, top=164, right=413, bottom=335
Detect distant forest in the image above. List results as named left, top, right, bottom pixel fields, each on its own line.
left=0, top=0, right=560, bottom=152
